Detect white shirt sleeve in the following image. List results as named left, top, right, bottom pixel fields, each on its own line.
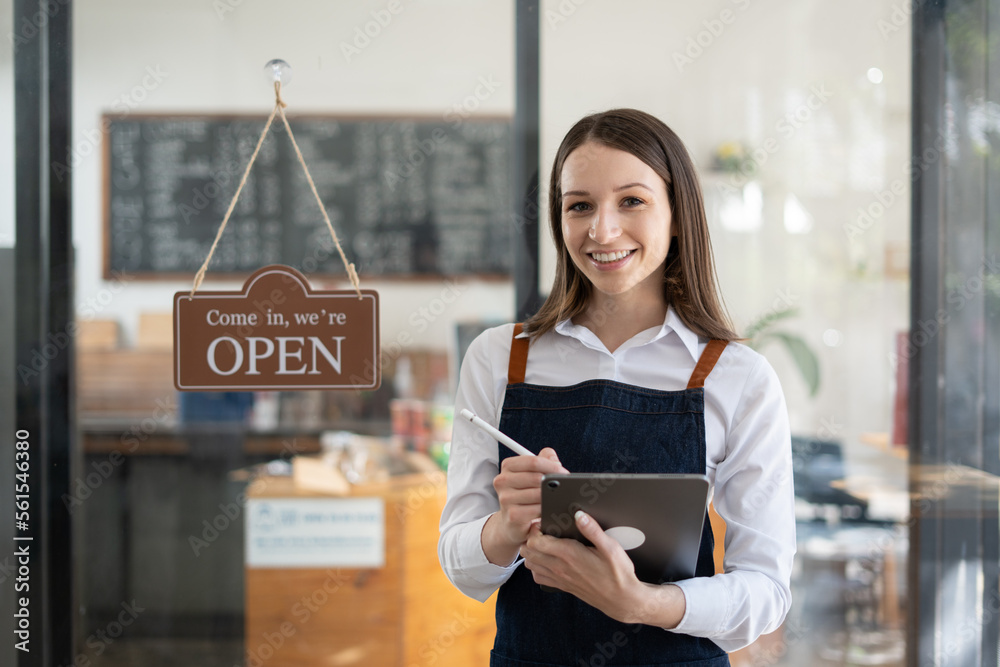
left=437, top=325, right=520, bottom=601
left=670, top=354, right=796, bottom=652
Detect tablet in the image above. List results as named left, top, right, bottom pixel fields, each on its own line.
left=540, top=473, right=710, bottom=584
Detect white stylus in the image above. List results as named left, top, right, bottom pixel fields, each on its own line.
left=459, top=409, right=535, bottom=457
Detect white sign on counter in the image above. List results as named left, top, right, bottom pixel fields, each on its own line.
left=246, top=497, right=385, bottom=568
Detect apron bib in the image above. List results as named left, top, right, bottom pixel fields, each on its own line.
left=490, top=325, right=730, bottom=667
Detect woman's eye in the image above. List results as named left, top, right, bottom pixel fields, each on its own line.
left=566, top=201, right=590, bottom=213
left=622, top=196, right=644, bottom=207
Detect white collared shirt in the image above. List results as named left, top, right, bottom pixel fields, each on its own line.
left=438, top=308, right=795, bottom=652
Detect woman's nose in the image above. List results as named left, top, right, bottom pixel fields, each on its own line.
left=589, top=210, right=622, bottom=244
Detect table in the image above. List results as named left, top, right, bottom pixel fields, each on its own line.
left=244, top=466, right=497, bottom=666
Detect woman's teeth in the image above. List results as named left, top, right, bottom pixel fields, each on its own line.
left=591, top=250, right=632, bottom=263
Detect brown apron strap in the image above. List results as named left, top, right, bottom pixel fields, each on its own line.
left=686, top=339, right=728, bottom=389
left=508, top=327, right=724, bottom=387
left=507, top=323, right=529, bottom=385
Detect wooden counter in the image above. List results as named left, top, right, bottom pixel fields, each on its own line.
left=245, top=469, right=497, bottom=666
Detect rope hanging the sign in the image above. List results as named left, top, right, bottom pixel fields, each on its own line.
left=189, top=80, right=362, bottom=299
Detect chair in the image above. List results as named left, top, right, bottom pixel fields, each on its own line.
left=791, top=436, right=869, bottom=522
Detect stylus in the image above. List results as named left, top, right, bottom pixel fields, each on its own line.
left=459, top=409, right=535, bottom=457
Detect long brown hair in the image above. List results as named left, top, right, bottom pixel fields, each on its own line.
left=523, top=108, right=739, bottom=342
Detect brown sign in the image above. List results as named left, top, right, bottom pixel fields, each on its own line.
left=173, top=265, right=380, bottom=391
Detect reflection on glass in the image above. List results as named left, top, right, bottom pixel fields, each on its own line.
left=718, top=182, right=763, bottom=233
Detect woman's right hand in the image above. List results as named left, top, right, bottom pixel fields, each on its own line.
left=482, top=447, right=567, bottom=566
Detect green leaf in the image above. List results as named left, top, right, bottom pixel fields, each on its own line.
left=758, top=331, right=821, bottom=397
left=744, top=307, right=799, bottom=343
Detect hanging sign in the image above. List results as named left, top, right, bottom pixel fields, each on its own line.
left=173, top=265, right=380, bottom=391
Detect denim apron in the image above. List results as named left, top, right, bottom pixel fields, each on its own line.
left=490, top=324, right=730, bottom=667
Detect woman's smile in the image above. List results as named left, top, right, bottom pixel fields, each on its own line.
left=588, top=248, right=635, bottom=268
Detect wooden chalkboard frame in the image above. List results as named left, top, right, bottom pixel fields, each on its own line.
left=102, top=112, right=513, bottom=283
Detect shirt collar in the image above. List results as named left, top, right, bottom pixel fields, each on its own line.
left=662, top=307, right=702, bottom=362
left=551, top=306, right=702, bottom=362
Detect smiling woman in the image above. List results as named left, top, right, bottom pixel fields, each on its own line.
left=440, top=109, right=796, bottom=666
left=526, top=109, right=739, bottom=348
left=558, top=142, right=675, bottom=341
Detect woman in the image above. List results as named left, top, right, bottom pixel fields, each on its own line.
left=439, top=108, right=794, bottom=666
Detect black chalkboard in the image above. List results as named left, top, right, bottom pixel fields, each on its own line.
left=103, top=115, right=512, bottom=279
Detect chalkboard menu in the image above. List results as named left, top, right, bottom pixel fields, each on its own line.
left=104, top=115, right=512, bottom=279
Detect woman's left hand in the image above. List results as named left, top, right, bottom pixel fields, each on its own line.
left=521, top=511, right=685, bottom=627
